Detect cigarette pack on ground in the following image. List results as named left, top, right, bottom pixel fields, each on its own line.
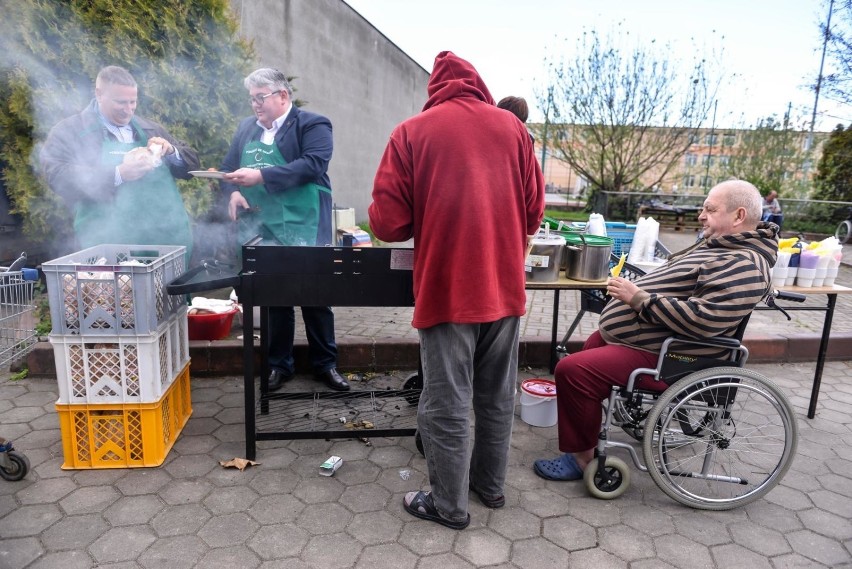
left=319, top=456, right=343, bottom=476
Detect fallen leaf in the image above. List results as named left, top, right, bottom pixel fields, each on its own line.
left=344, top=420, right=376, bottom=430
left=219, top=458, right=260, bottom=471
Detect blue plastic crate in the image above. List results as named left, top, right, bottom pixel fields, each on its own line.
left=547, top=221, right=667, bottom=259
left=603, top=223, right=637, bottom=257
left=570, top=222, right=636, bottom=257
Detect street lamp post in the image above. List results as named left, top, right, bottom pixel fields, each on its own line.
left=704, top=100, right=718, bottom=191
left=540, top=86, right=552, bottom=175
left=808, top=0, right=834, bottom=151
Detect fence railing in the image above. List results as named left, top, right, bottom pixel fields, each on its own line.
left=596, top=192, right=851, bottom=235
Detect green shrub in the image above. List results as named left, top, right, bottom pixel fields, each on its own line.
left=0, top=0, right=256, bottom=246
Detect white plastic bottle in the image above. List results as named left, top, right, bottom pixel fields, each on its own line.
left=586, top=213, right=607, bottom=237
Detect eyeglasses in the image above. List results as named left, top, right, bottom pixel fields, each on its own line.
left=249, top=90, right=282, bottom=106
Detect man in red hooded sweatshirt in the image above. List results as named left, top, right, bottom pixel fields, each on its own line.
left=369, top=52, right=545, bottom=529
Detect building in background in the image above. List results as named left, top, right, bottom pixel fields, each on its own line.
left=534, top=125, right=829, bottom=199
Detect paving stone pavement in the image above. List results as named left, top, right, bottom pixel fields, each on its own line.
left=1, top=359, right=851, bottom=569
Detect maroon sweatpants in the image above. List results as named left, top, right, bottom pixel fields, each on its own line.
left=554, top=331, right=665, bottom=453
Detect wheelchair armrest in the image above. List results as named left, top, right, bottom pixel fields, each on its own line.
left=655, top=335, right=749, bottom=387
left=660, top=334, right=741, bottom=354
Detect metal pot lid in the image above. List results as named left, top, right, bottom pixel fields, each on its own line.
left=564, top=233, right=614, bottom=247
left=532, top=234, right=566, bottom=245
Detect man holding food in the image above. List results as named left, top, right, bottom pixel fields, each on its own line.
left=40, top=65, right=197, bottom=254
left=219, top=68, right=347, bottom=392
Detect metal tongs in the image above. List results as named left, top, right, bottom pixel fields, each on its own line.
left=199, top=259, right=237, bottom=274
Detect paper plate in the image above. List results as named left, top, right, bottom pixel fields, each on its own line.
left=189, top=170, right=227, bottom=179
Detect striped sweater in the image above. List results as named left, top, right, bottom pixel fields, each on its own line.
left=599, top=224, right=778, bottom=354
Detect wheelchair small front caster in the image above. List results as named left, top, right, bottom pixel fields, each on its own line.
left=0, top=439, right=30, bottom=482
left=584, top=456, right=630, bottom=500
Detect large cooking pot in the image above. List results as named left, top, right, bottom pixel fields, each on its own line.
left=525, top=233, right=565, bottom=283
left=564, top=234, right=613, bottom=281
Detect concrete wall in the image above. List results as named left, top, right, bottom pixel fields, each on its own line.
left=228, top=0, right=429, bottom=225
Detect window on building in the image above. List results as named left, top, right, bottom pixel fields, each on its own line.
left=723, top=133, right=737, bottom=146
left=705, top=133, right=718, bottom=146
left=685, top=153, right=697, bottom=166
left=683, top=175, right=696, bottom=188
left=702, top=155, right=715, bottom=166
left=700, top=176, right=713, bottom=188
left=688, top=133, right=700, bottom=145
left=718, top=155, right=730, bottom=165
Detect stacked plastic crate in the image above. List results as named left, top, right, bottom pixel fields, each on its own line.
left=43, top=245, right=191, bottom=469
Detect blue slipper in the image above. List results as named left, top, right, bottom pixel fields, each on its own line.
left=534, top=453, right=584, bottom=481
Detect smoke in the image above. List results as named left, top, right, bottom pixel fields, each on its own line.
left=0, top=0, right=255, bottom=264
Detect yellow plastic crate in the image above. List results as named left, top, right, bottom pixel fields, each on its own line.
left=56, top=363, right=192, bottom=469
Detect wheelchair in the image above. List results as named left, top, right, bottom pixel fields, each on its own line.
left=582, top=290, right=803, bottom=510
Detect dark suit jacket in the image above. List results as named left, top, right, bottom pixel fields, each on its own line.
left=40, top=99, right=199, bottom=207
left=220, top=105, right=334, bottom=245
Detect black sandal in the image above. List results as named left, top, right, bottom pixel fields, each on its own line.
left=403, top=491, right=470, bottom=530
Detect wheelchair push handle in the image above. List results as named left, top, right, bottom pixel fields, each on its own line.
left=765, top=289, right=807, bottom=321
left=771, top=289, right=807, bottom=303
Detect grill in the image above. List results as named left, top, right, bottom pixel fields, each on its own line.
left=168, top=240, right=419, bottom=459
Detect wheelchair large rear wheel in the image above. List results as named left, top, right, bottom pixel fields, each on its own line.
left=642, top=368, right=797, bottom=510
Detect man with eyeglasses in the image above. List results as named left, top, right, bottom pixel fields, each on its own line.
left=40, top=65, right=197, bottom=255
left=220, top=67, right=348, bottom=392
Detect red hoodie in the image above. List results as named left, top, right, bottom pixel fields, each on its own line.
left=368, top=51, right=545, bottom=329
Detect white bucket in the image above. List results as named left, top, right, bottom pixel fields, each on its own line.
left=519, top=379, right=557, bottom=427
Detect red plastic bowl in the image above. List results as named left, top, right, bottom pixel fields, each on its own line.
left=187, top=309, right=238, bottom=341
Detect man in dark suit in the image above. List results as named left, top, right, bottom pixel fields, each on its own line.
left=220, top=68, right=348, bottom=392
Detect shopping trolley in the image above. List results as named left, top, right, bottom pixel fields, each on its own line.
left=0, top=252, right=37, bottom=480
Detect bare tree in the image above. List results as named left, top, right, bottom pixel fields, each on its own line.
left=718, top=113, right=816, bottom=199
left=535, top=27, right=720, bottom=206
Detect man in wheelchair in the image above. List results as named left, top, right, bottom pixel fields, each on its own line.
left=534, top=179, right=777, bottom=482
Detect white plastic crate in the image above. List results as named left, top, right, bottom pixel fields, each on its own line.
left=43, top=244, right=186, bottom=336
left=51, top=308, right=189, bottom=404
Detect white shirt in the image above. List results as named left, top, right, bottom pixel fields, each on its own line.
left=257, top=104, right=292, bottom=145
left=103, top=121, right=134, bottom=144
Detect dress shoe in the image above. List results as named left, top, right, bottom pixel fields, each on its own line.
left=317, top=368, right=350, bottom=391
left=267, top=370, right=293, bottom=392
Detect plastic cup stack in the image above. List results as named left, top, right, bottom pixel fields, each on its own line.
left=772, top=251, right=790, bottom=288
left=796, top=250, right=819, bottom=287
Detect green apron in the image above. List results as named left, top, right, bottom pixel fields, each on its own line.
left=75, top=121, right=193, bottom=258
left=236, top=139, right=328, bottom=247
